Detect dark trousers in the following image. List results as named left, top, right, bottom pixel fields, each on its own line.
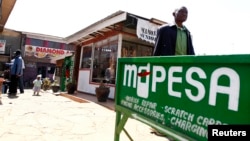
left=9, top=75, right=19, bottom=95
left=18, top=75, right=24, bottom=93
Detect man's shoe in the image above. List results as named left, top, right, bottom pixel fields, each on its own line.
left=8, top=93, right=17, bottom=97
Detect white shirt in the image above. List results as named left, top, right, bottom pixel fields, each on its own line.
left=33, top=79, right=42, bottom=87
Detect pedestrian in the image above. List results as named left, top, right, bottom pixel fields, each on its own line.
left=33, top=74, right=42, bottom=96
left=153, top=6, right=195, bottom=56
left=8, top=50, right=23, bottom=98
left=19, top=55, right=25, bottom=94
left=6, top=51, right=25, bottom=94
left=151, top=6, right=196, bottom=136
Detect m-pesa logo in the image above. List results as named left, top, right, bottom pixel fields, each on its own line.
left=122, top=63, right=240, bottom=111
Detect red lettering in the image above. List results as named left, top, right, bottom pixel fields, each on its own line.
left=36, top=47, right=41, bottom=52
left=42, top=47, right=46, bottom=52
left=35, top=47, right=65, bottom=55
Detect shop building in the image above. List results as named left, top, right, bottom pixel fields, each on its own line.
left=66, top=11, right=166, bottom=99
left=0, top=29, right=22, bottom=76
left=0, top=0, right=20, bottom=80
left=0, top=29, right=75, bottom=89
left=1, top=11, right=166, bottom=97
left=22, top=33, right=75, bottom=88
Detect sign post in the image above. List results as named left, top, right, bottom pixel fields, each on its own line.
left=114, top=55, right=250, bottom=141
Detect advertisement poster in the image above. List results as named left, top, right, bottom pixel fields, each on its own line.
left=24, top=45, right=73, bottom=61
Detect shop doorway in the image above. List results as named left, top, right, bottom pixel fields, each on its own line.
left=37, top=66, right=46, bottom=79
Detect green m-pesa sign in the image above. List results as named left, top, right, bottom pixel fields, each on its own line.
left=114, top=55, right=250, bottom=141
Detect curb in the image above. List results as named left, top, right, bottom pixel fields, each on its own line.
left=59, top=93, right=89, bottom=103
left=59, top=92, right=115, bottom=111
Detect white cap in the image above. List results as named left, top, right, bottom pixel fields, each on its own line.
left=37, top=74, right=42, bottom=78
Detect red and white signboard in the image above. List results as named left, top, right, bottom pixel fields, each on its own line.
left=25, top=45, right=73, bottom=61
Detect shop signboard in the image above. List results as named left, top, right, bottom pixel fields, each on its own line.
left=114, top=55, right=250, bottom=141
left=24, top=45, right=73, bottom=61
left=136, top=18, right=158, bottom=44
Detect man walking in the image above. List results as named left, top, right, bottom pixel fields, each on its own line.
left=153, top=6, right=195, bottom=56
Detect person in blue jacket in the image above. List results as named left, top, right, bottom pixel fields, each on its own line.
left=153, top=6, right=195, bottom=56
left=8, top=50, right=23, bottom=97
left=6, top=52, right=25, bottom=94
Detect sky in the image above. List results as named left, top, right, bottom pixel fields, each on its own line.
left=5, top=0, right=250, bottom=55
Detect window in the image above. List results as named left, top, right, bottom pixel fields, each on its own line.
left=122, top=41, right=153, bottom=57
left=81, top=46, right=92, bottom=68
left=121, top=41, right=137, bottom=57
left=92, top=36, right=118, bottom=84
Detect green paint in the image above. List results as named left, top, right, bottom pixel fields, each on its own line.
left=114, top=55, right=250, bottom=141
